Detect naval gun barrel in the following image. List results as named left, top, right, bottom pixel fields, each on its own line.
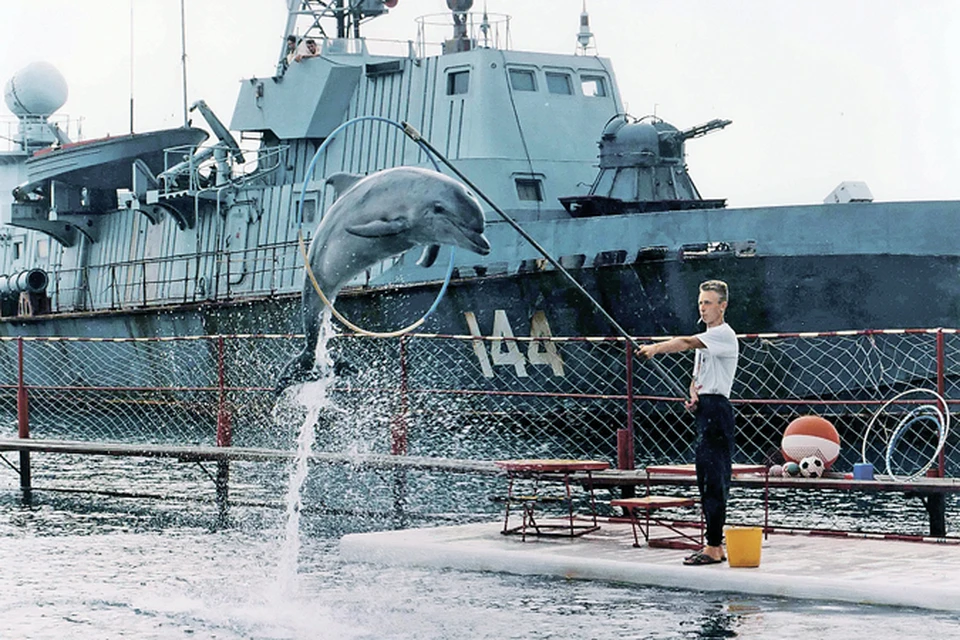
left=678, top=118, right=732, bottom=141
left=0, top=269, right=49, bottom=297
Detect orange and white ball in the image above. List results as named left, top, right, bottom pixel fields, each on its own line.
left=781, top=415, right=840, bottom=468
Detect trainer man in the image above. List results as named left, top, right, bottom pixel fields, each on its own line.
left=639, top=280, right=739, bottom=566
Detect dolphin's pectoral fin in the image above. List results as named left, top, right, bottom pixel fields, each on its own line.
left=416, top=244, right=441, bottom=268
left=346, top=219, right=409, bottom=237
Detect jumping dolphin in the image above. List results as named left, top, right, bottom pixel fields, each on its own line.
left=275, top=166, right=491, bottom=394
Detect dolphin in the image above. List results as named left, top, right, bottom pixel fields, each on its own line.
left=276, top=166, right=491, bottom=394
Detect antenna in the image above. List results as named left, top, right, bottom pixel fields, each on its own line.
left=576, top=1, right=596, bottom=55
left=129, top=0, right=134, bottom=133
left=179, top=0, right=189, bottom=128
left=480, top=2, right=491, bottom=48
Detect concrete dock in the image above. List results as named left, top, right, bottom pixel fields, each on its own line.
left=340, top=518, right=960, bottom=612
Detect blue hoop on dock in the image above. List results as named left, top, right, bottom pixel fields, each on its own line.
left=861, top=388, right=950, bottom=481
left=296, top=115, right=456, bottom=337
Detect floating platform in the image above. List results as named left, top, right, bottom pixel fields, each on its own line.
left=340, top=519, right=960, bottom=612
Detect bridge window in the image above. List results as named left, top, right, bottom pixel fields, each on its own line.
left=447, top=70, right=469, bottom=95
left=509, top=69, right=537, bottom=92
left=546, top=72, right=572, bottom=95
left=515, top=178, right=543, bottom=201
left=580, top=75, right=607, bottom=97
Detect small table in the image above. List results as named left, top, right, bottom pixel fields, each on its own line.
left=610, top=494, right=701, bottom=549
left=645, top=463, right=770, bottom=536
left=495, top=459, right=610, bottom=540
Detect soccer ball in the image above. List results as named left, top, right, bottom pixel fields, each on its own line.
left=799, top=455, right=825, bottom=478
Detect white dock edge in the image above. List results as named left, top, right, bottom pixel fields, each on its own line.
left=339, top=520, right=960, bottom=612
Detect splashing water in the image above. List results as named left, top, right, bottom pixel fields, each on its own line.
left=274, top=310, right=336, bottom=596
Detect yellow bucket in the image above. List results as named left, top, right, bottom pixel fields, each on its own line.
left=725, top=527, right=762, bottom=567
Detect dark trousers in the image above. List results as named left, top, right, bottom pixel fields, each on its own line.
left=694, top=394, right=735, bottom=547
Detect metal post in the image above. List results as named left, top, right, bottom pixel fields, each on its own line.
left=183, top=259, right=189, bottom=304
left=224, top=251, right=231, bottom=300
left=215, top=335, right=231, bottom=523
left=391, top=335, right=409, bottom=456
left=618, top=341, right=636, bottom=470
left=270, top=245, right=277, bottom=296
left=936, top=328, right=946, bottom=477
left=16, top=338, right=31, bottom=493
left=110, top=265, right=117, bottom=309
left=391, top=335, right=409, bottom=528
left=140, top=262, right=147, bottom=307
left=216, top=335, right=232, bottom=447
left=617, top=341, right=636, bottom=499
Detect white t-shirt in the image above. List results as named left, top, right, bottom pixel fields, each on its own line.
left=692, top=322, right=739, bottom=398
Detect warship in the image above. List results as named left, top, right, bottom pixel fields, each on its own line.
left=1, top=0, right=958, bottom=354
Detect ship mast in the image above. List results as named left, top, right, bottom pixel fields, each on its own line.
left=179, top=0, right=189, bottom=128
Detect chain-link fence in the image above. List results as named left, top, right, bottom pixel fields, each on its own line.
left=0, top=329, right=957, bottom=479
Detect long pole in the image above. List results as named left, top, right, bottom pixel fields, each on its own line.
left=179, top=0, right=189, bottom=128
left=401, top=122, right=688, bottom=399
left=129, top=0, right=135, bottom=133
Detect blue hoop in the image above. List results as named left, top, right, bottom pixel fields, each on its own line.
left=884, top=405, right=946, bottom=478
left=296, top=115, right=457, bottom=330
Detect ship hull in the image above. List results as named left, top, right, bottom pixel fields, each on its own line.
left=3, top=253, right=958, bottom=343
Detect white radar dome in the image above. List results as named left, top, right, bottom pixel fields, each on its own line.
left=4, top=61, right=68, bottom=117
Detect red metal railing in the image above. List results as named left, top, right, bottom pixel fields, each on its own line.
left=1, top=329, right=957, bottom=480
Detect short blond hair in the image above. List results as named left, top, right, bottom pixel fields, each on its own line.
left=700, top=279, right=728, bottom=303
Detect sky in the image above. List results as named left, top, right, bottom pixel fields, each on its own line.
left=2, top=0, right=959, bottom=208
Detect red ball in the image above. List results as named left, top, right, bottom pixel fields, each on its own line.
left=781, top=415, right=840, bottom=468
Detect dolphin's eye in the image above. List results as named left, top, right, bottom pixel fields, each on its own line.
left=432, top=202, right=445, bottom=214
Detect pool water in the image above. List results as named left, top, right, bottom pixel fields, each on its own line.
left=1, top=454, right=959, bottom=640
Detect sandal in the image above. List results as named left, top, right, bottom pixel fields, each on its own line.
left=684, top=551, right=726, bottom=562
left=683, top=551, right=724, bottom=566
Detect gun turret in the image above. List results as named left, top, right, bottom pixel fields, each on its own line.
left=678, top=118, right=733, bottom=141
left=559, top=114, right=729, bottom=217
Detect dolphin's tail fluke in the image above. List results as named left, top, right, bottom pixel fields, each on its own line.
left=274, top=351, right=359, bottom=398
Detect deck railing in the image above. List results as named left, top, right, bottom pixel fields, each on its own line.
left=48, top=240, right=305, bottom=311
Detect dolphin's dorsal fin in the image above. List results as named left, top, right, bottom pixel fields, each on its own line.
left=346, top=219, right=409, bottom=237
left=326, top=172, right=365, bottom=201
left=416, top=244, right=441, bottom=268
